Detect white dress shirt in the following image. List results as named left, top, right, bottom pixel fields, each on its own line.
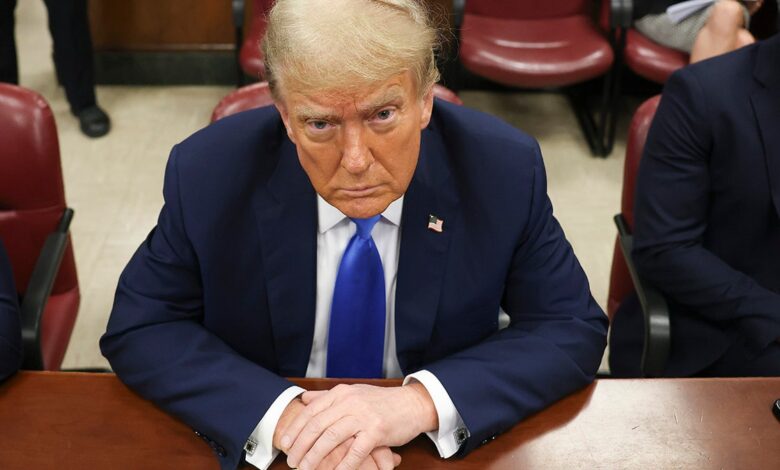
left=244, top=196, right=467, bottom=469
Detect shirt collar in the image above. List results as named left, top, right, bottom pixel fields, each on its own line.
left=317, top=195, right=404, bottom=234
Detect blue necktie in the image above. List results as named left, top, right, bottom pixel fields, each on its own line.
left=327, top=216, right=385, bottom=378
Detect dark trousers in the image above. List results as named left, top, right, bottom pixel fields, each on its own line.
left=0, top=0, right=96, bottom=113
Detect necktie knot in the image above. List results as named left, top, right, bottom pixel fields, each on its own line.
left=351, top=215, right=381, bottom=239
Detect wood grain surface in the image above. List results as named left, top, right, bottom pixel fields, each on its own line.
left=1, top=372, right=778, bottom=469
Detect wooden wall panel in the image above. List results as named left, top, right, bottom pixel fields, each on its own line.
left=89, top=0, right=454, bottom=52
left=89, top=0, right=234, bottom=51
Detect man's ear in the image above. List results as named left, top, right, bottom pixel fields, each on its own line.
left=274, top=102, right=296, bottom=143
left=419, top=86, right=434, bottom=130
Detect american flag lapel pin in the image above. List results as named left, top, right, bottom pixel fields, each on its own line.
left=427, top=214, right=444, bottom=233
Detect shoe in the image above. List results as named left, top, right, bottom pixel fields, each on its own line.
left=76, top=105, right=111, bottom=138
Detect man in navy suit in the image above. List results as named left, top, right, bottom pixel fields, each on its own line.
left=101, top=1, right=607, bottom=469
left=610, top=33, right=780, bottom=377
left=0, top=239, right=22, bottom=382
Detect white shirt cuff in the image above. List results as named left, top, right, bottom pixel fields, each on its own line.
left=243, top=385, right=306, bottom=469
left=404, top=370, right=469, bottom=458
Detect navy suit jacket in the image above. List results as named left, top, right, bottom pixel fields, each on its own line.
left=0, top=239, right=22, bottom=382
left=611, top=35, right=780, bottom=377
left=101, top=99, right=607, bottom=469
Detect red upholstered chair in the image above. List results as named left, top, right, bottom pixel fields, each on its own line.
left=456, top=0, right=616, bottom=156
left=0, top=83, right=79, bottom=371
left=211, top=82, right=463, bottom=123
left=612, top=1, right=779, bottom=90
left=233, top=0, right=274, bottom=84
left=607, top=95, right=670, bottom=377
left=609, top=1, right=688, bottom=86
left=211, top=82, right=274, bottom=122
left=623, top=29, right=688, bottom=84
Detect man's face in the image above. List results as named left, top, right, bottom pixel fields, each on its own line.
left=275, top=71, right=434, bottom=218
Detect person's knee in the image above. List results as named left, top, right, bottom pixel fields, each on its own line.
left=706, top=1, right=746, bottom=34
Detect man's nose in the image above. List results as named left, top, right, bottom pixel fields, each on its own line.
left=340, top=125, right=372, bottom=174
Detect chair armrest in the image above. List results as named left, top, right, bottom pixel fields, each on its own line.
left=614, top=214, right=671, bottom=377
left=610, top=0, right=634, bottom=28
left=21, top=208, right=74, bottom=370
left=232, top=0, right=245, bottom=28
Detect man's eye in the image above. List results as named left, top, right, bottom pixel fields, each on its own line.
left=308, top=121, right=329, bottom=130
left=375, top=109, right=394, bottom=121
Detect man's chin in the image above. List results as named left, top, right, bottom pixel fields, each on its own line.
left=331, top=197, right=392, bottom=219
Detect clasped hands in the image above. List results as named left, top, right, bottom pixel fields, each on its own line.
left=273, top=383, right=438, bottom=470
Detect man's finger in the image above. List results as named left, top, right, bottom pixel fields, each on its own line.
left=356, top=452, right=380, bottom=470
left=280, top=391, right=337, bottom=454
left=313, top=438, right=356, bottom=470
left=286, top=407, right=346, bottom=468
left=368, top=446, right=397, bottom=470
left=334, top=431, right=377, bottom=470
left=299, top=416, right=366, bottom=470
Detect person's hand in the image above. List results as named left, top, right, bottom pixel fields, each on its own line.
left=273, top=397, right=307, bottom=450
left=274, top=398, right=401, bottom=470
left=281, top=383, right=438, bottom=470
left=312, top=438, right=401, bottom=470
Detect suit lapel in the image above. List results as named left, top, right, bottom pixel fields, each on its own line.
left=395, top=125, right=459, bottom=373
left=253, top=136, right=317, bottom=377
left=751, top=35, right=780, bottom=219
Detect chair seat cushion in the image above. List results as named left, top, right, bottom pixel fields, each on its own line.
left=459, top=14, right=613, bottom=88
left=624, top=29, right=688, bottom=84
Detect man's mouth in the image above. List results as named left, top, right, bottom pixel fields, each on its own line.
left=340, top=186, right=379, bottom=197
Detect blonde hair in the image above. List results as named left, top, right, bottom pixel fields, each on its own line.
left=262, top=0, right=442, bottom=99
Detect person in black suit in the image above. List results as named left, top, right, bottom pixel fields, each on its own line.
left=0, top=0, right=110, bottom=137
left=0, top=239, right=22, bottom=382
left=610, top=33, right=780, bottom=377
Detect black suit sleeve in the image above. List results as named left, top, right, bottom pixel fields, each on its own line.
left=632, top=69, right=780, bottom=351
left=0, top=240, right=22, bottom=382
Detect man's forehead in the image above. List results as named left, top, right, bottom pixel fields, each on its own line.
left=283, top=75, right=414, bottom=115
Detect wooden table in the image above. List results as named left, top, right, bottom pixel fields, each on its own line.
left=1, top=372, right=778, bottom=469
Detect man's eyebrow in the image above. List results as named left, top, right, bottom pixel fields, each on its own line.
left=293, top=89, right=406, bottom=121
left=357, top=90, right=405, bottom=115
left=295, top=106, right=341, bottom=122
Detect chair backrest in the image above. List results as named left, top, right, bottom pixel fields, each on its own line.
left=0, top=83, right=79, bottom=369
left=239, top=0, right=275, bottom=78
left=606, top=95, right=661, bottom=318
left=464, top=0, right=589, bottom=19
left=211, top=82, right=464, bottom=123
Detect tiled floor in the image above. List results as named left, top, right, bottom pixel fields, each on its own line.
left=14, top=1, right=637, bottom=371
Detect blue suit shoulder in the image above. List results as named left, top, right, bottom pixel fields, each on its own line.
left=430, top=99, right=542, bottom=170
left=428, top=99, right=544, bottom=209
left=432, top=100, right=539, bottom=164
left=172, top=106, right=287, bottom=184
left=158, top=106, right=289, bottom=217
